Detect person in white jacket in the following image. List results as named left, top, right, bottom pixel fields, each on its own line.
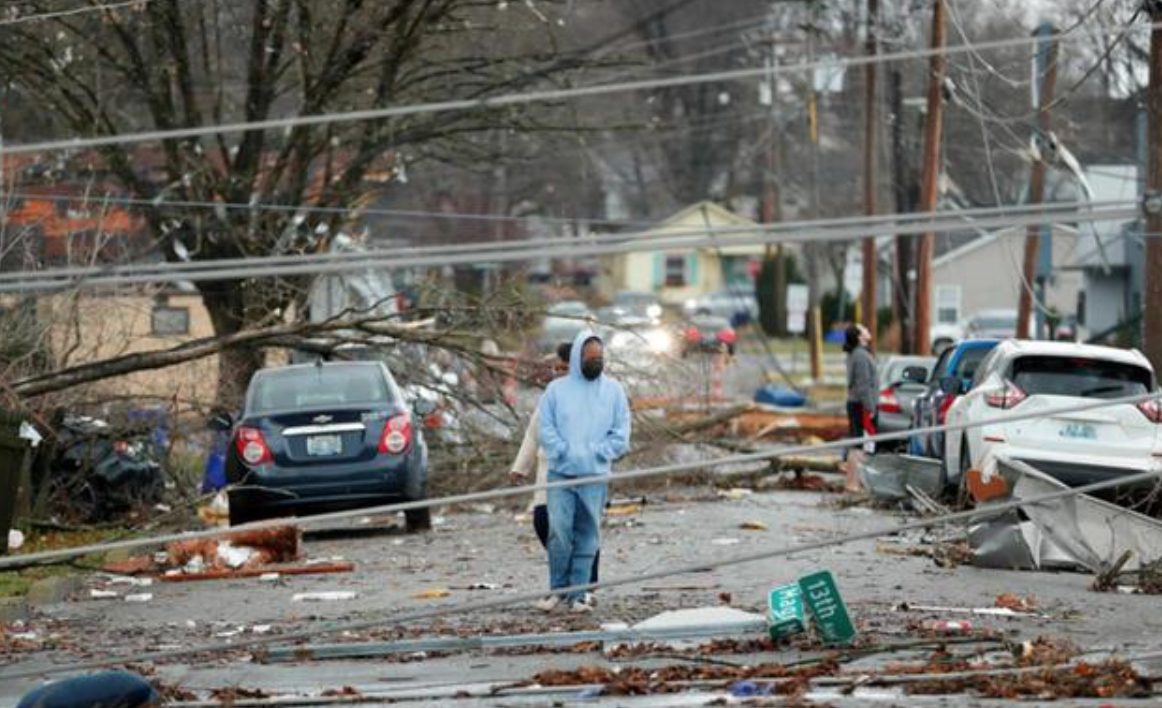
left=509, top=342, right=601, bottom=590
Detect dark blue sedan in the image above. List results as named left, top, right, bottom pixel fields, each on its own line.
left=224, top=361, right=432, bottom=530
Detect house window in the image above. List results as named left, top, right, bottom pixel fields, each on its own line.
left=664, top=255, right=687, bottom=287
left=935, top=285, right=961, bottom=325
left=151, top=306, right=190, bottom=336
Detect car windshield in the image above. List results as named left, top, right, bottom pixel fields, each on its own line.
left=1011, top=356, right=1153, bottom=399
left=614, top=293, right=655, bottom=307
left=953, top=347, right=992, bottom=380
left=548, top=302, right=589, bottom=317
left=250, top=365, right=393, bottom=412
left=885, top=361, right=929, bottom=385
left=973, top=316, right=1015, bottom=330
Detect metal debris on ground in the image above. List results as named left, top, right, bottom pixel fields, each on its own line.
left=291, top=591, right=358, bottom=603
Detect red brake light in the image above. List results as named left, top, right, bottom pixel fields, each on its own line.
left=1138, top=398, right=1162, bottom=424
left=685, top=326, right=700, bottom=343
left=937, top=392, right=956, bottom=422
left=879, top=387, right=901, bottom=414
left=717, top=329, right=737, bottom=345
left=379, top=413, right=414, bottom=455
left=235, top=427, right=272, bottom=465
left=985, top=381, right=1027, bottom=410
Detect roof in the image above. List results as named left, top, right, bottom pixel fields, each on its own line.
left=994, top=339, right=1151, bottom=369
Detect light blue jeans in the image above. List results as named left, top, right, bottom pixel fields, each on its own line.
left=546, top=473, right=607, bottom=603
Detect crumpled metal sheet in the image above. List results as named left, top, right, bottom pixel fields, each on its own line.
left=860, top=454, right=945, bottom=502
left=1004, top=459, right=1162, bottom=574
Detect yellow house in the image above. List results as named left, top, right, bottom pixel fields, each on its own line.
left=602, top=202, right=771, bottom=307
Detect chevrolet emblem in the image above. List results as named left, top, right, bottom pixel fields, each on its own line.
left=312, top=414, right=334, bottom=424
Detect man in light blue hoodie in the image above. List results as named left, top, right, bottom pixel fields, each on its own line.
left=537, top=330, right=631, bottom=613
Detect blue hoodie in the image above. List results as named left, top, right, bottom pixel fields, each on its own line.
left=538, top=330, right=631, bottom=478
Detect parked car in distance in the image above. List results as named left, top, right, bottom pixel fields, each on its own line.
left=682, top=288, right=758, bottom=327
left=877, top=355, right=937, bottom=439
left=612, top=290, right=664, bottom=323
left=681, top=315, right=737, bottom=356
left=944, top=340, right=1161, bottom=498
left=223, top=361, right=434, bottom=531
left=539, top=300, right=594, bottom=352
left=909, top=340, right=1000, bottom=459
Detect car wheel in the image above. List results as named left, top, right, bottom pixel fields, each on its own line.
left=405, top=507, right=432, bottom=533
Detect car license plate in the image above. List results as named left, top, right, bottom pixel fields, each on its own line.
left=1059, top=422, right=1097, bottom=440
left=307, top=434, right=342, bottom=456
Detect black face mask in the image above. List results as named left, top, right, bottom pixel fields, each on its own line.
left=581, top=358, right=604, bottom=381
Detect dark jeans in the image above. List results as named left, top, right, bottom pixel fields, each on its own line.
left=533, top=504, right=599, bottom=584
left=846, top=402, right=877, bottom=458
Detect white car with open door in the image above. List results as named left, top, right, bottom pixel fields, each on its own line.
left=943, top=340, right=1162, bottom=496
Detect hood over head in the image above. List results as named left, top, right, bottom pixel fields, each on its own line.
left=569, top=329, right=604, bottom=380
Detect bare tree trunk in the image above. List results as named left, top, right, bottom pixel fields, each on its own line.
left=200, top=283, right=265, bottom=407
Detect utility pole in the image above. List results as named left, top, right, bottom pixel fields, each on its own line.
left=889, top=69, right=914, bottom=353
left=914, top=0, right=946, bottom=356
left=861, top=0, right=879, bottom=349
left=1146, top=4, right=1162, bottom=374
left=762, top=32, right=786, bottom=337
left=806, top=6, right=824, bottom=382
left=1017, top=25, right=1058, bottom=341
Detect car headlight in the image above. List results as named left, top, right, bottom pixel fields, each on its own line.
left=645, top=328, right=673, bottom=354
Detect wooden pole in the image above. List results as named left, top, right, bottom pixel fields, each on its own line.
left=1017, top=27, right=1058, bottom=341
left=862, top=0, right=880, bottom=349
left=1145, top=8, right=1162, bottom=374
left=914, top=0, right=946, bottom=356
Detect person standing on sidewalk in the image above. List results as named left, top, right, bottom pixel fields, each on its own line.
left=536, top=330, right=630, bottom=613
left=510, top=343, right=602, bottom=588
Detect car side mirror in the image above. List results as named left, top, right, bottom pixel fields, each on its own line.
left=414, top=398, right=438, bottom=417
left=902, top=366, right=928, bottom=384
left=208, top=411, right=234, bottom=432
left=939, top=376, right=960, bottom=395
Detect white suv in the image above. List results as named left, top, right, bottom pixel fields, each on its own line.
left=944, top=340, right=1162, bottom=492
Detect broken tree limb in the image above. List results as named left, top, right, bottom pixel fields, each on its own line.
left=1092, top=550, right=1135, bottom=592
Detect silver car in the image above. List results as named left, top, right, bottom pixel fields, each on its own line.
left=877, top=355, right=936, bottom=438
left=682, top=288, right=758, bottom=326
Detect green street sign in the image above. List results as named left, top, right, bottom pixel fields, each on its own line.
left=798, top=570, right=857, bottom=645
left=767, top=583, right=807, bottom=641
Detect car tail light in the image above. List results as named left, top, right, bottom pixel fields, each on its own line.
left=879, top=387, right=901, bottom=414
left=235, top=427, right=272, bottom=466
left=1137, top=398, right=1162, bottom=423
left=717, top=328, right=737, bottom=345
left=685, top=326, right=700, bottom=343
left=985, top=380, right=1027, bottom=410
left=113, top=440, right=129, bottom=455
left=937, top=393, right=956, bottom=423
left=379, top=413, right=414, bottom=455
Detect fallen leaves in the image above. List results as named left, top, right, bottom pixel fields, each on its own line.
left=995, top=593, right=1038, bottom=613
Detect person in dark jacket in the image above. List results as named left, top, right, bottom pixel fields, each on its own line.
left=843, top=324, right=878, bottom=457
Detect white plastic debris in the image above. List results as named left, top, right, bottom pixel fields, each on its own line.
left=185, top=620, right=197, bottom=629
left=252, top=625, right=272, bottom=635
left=19, top=422, right=42, bottom=447
left=124, top=593, right=154, bottom=603
left=292, top=591, right=358, bottom=603
left=711, top=538, right=741, bottom=546
left=89, top=589, right=119, bottom=599
left=215, top=628, right=244, bottom=639
left=106, top=576, right=153, bottom=587
left=216, top=542, right=256, bottom=569
left=10, top=632, right=38, bottom=641
left=259, top=573, right=281, bottom=583
left=154, top=503, right=173, bottom=514
left=7, top=529, right=24, bottom=551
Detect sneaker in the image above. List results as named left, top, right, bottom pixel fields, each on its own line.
left=569, top=598, right=594, bottom=614
left=583, top=592, right=598, bottom=608
left=535, top=595, right=561, bottom=613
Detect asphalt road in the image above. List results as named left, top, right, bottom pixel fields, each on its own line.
left=4, top=480, right=1162, bottom=706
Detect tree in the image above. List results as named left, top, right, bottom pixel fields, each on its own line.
left=0, top=0, right=582, bottom=405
